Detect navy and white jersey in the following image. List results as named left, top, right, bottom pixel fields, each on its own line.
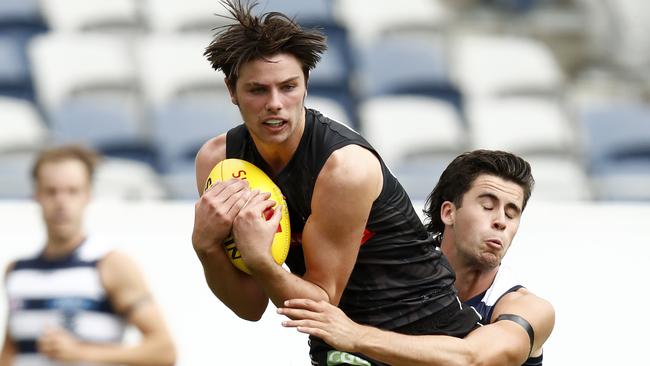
left=465, top=266, right=543, bottom=366
left=4, top=237, right=127, bottom=366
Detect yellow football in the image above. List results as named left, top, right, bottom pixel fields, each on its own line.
left=204, top=158, right=291, bottom=274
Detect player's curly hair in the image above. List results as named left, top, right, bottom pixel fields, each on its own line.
left=424, top=150, right=535, bottom=234
left=204, top=0, right=327, bottom=91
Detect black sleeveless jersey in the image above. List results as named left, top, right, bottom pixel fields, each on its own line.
left=226, top=108, right=457, bottom=330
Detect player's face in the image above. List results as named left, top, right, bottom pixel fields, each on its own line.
left=229, top=53, right=307, bottom=151
left=35, top=159, right=91, bottom=242
left=450, top=174, right=524, bottom=270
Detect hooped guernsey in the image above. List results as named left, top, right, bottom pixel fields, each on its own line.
left=226, top=109, right=464, bottom=332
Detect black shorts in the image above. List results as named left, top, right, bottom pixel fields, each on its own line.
left=309, top=298, right=481, bottom=366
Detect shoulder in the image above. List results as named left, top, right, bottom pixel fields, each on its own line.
left=3, top=261, right=16, bottom=277
left=195, top=134, right=227, bottom=194
left=98, top=250, right=145, bottom=290
left=494, top=288, right=554, bottom=321
left=493, top=287, right=555, bottom=354
left=318, top=145, right=382, bottom=198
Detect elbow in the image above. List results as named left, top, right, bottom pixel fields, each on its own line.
left=237, top=311, right=264, bottom=322
left=232, top=304, right=266, bottom=322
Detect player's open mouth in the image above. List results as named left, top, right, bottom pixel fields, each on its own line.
left=263, top=119, right=286, bottom=127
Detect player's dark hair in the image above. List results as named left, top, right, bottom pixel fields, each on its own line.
left=424, top=150, right=534, bottom=234
left=31, top=145, right=100, bottom=183
left=204, top=0, right=327, bottom=91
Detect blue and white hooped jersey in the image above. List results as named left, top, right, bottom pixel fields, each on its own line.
left=5, top=237, right=127, bottom=366
left=465, top=266, right=543, bottom=366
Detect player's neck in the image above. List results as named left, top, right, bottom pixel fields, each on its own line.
left=43, top=231, right=86, bottom=259
left=254, top=118, right=305, bottom=176
left=453, top=265, right=499, bottom=302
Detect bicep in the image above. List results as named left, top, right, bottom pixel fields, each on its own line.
left=301, top=146, right=382, bottom=305
left=485, top=290, right=556, bottom=360
left=463, top=320, right=532, bottom=366
left=100, top=252, right=154, bottom=322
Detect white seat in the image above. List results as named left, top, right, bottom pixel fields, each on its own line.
left=94, top=158, right=167, bottom=201
left=467, top=97, right=574, bottom=155
left=39, top=0, right=141, bottom=32
left=334, top=0, right=453, bottom=46
left=144, top=0, right=231, bottom=33
left=450, top=34, right=564, bottom=97
left=526, top=156, right=592, bottom=201
left=0, top=97, right=47, bottom=152
left=28, top=33, right=136, bottom=112
left=136, top=34, right=226, bottom=108
left=305, top=95, right=352, bottom=128
left=359, top=96, right=466, bottom=167
left=0, top=151, right=35, bottom=199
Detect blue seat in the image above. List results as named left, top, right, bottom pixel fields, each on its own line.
left=152, top=95, right=241, bottom=173
left=0, top=0, right=44, bottom=28
left=358, top=34, right=461, bottom=113
left=258, top=0, right=334, bottom=25
left=0, top=0, right=47, bottom=102
left=581, top=103, right=650, bottom=200
left=48, top=95, right=155, bottom=166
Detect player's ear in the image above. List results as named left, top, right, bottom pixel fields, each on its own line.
left=440, top=201, right=455, bottom=226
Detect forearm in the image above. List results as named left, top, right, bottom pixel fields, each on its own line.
left=354, top=326, right=476, bottom=366
left=252, top=262, right=329, bottom=308
left=195, top=246, right=269, bottom=320
left=78, top=333, right=175, bottom=366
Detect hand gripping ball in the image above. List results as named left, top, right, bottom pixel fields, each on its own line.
left=204, top=159, right=291, bottom=274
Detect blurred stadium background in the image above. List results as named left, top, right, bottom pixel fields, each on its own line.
left=2, top=0, right=650, bottom=202
left=1, top=0, right=649, bottom=364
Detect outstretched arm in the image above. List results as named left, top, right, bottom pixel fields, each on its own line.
left=280, top=290, right=554, bottom=366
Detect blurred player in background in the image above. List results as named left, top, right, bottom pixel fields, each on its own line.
left=280, top=150, right=555, bottom=365
left=191, top=0, right=480, bottom=364
left=1, top=145, right=176, bottom=366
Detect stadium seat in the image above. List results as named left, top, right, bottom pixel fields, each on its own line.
left=525, top=156, right=592, bottom=201
left=144, top=0, right=231, bottom=34
left=359, top=96, right=466, bottom=168
left=0, top=35, right=33, bottom=100
left=357, top=34, right=461, bottom=112
left=0, top=0, right=46, bottom=101
left=0, top=151, right=34, bottom=199
left=0, top=97, right=47, bottom=152
left=593, top=0, right=650, bottom=72
left=48, top=95, right=153, bottom=166
left=39, top=0, right=142, bottom=33
left=581, top=102, right=650, bottom=200
left=151, top=93, right=240, bottom=173
left=257, top=0, right=334, bottom=24
left=467, top=97, right=574, bottom=155
left=334, top=0, right=453, bottom=46
left=136, top=34, right=226, bottom=108
left=28, top=33, right=137, bottom=113
left=0, top=0, right=43, bottom=27
left=305, top=95, right=352, bottom=128
left=391, top=154, right=454, bottom=202
left=450, top=34, right=564, bottom=98
left=94, top=158, right=167, bottom=201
